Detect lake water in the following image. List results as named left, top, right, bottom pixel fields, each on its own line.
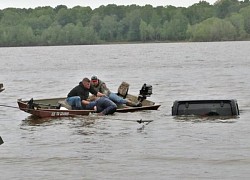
left=0, top=41, right=250, bottom=179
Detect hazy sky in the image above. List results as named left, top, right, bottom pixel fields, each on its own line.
left=0, top=0, right=218, bottom=9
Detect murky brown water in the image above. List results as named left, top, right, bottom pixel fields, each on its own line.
left=1, top=42, right=250, bottom=179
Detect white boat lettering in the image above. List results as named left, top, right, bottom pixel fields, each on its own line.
left=51, top=112, right=69, bottom=116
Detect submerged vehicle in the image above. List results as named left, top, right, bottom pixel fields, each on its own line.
left=17, top=83, right=160, bottom=118
left=172, top=99, right=239, bottom=116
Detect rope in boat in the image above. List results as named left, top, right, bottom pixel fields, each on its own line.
left=0, top=104, right=19, bottom=109
left=0, top=104, right=34, bottom=111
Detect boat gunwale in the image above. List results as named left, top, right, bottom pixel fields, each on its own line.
left=17, top=96, right=161, bottom=118
left=18, top=100, right=160, bottom=111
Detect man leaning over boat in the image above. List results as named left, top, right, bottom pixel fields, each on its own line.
left=66, top=77, right=117, bottom=115
left=90, top=75, right=141, bottom=107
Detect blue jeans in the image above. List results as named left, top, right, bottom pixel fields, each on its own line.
left=96, top=97, right=117, bottom=115
left=66, top=96, right=96, bottom=110
left=108, top=92, right=127, bottom=104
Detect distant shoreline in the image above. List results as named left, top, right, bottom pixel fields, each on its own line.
left=1, top=39, right=250, bottom=48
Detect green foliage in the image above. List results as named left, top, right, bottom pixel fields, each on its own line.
left=239, top=5, right=250, bottom=33
left=184, top=1, right=215, bottom=25
left=125, top=9, right=141, bottom=41
left=228, top=13, right=247, bottom=39
left=99, top=15, right=118, bottom=41
left=1, top=8, right=24, bottom=26
left=215, top=0, right=240, bottom=18
left=161, top=11, right=189, bottom=40
left=0, top=1, right=250, bottom=46
left=139, top=20, right=155, bottom=41
left=188, top=17, right=237, bottom=41
left=71, top=6, right=92, bottom=26
left=56, top=8, right=74, bottom=26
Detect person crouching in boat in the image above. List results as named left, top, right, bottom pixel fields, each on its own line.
left=92, top=96, right=117, bottom=116
left=66, top=77, right=117, bottom=115
left=90, top=75, right=141, bottom=107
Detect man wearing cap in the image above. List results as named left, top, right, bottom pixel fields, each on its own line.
left=67, top=77, right=117, bottom=115
left=90, top=75, right=141, bottom=107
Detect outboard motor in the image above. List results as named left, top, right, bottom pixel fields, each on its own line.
left=138, top=83, right=152, bottom=102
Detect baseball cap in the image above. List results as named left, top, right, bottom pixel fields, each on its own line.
left=91, top=75, right=98, bottom=81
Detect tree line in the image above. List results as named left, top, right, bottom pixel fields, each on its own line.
left=0, top=0, right=250, bottom=47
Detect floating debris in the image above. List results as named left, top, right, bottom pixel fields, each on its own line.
left=0, top=136, right=4, bottom=145
left=0, top=83, right=4, bottom=92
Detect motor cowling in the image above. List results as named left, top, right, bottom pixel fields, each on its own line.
left=138, top=84, right=152, bottom=101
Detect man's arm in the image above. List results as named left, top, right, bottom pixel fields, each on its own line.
left=97, top=92, right=105, bottom=97
left=90, top=85, right=105, bottom=97
left=81, top=99, right=92, bottom=105
left=100, top=83, right=110, bottom=96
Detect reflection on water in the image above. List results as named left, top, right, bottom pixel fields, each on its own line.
left=173, top=115, right=239, bottom=123
left=20, top=115, right=98, bottom=128
left=20, top=115, right=62, bottom=126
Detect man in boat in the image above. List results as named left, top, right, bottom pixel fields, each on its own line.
left=67, top=77, right=117, bottom=115
left=90, top=75, right=141, bottom=107
left=93, top=96, right=117, bottom=115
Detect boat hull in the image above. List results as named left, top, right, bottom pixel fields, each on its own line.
left=17, top=96, right=160, bottom=118
left=17, top=100, right=92, bottom=118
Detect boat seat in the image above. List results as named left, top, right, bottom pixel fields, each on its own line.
left=58, top=99, right=72, bottom=110
left=117, top=81, right=129, bottom=98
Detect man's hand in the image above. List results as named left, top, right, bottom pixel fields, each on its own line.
left=82, top=100, right=90, bottom=105
left=97, top=92, right=105, bottom=97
